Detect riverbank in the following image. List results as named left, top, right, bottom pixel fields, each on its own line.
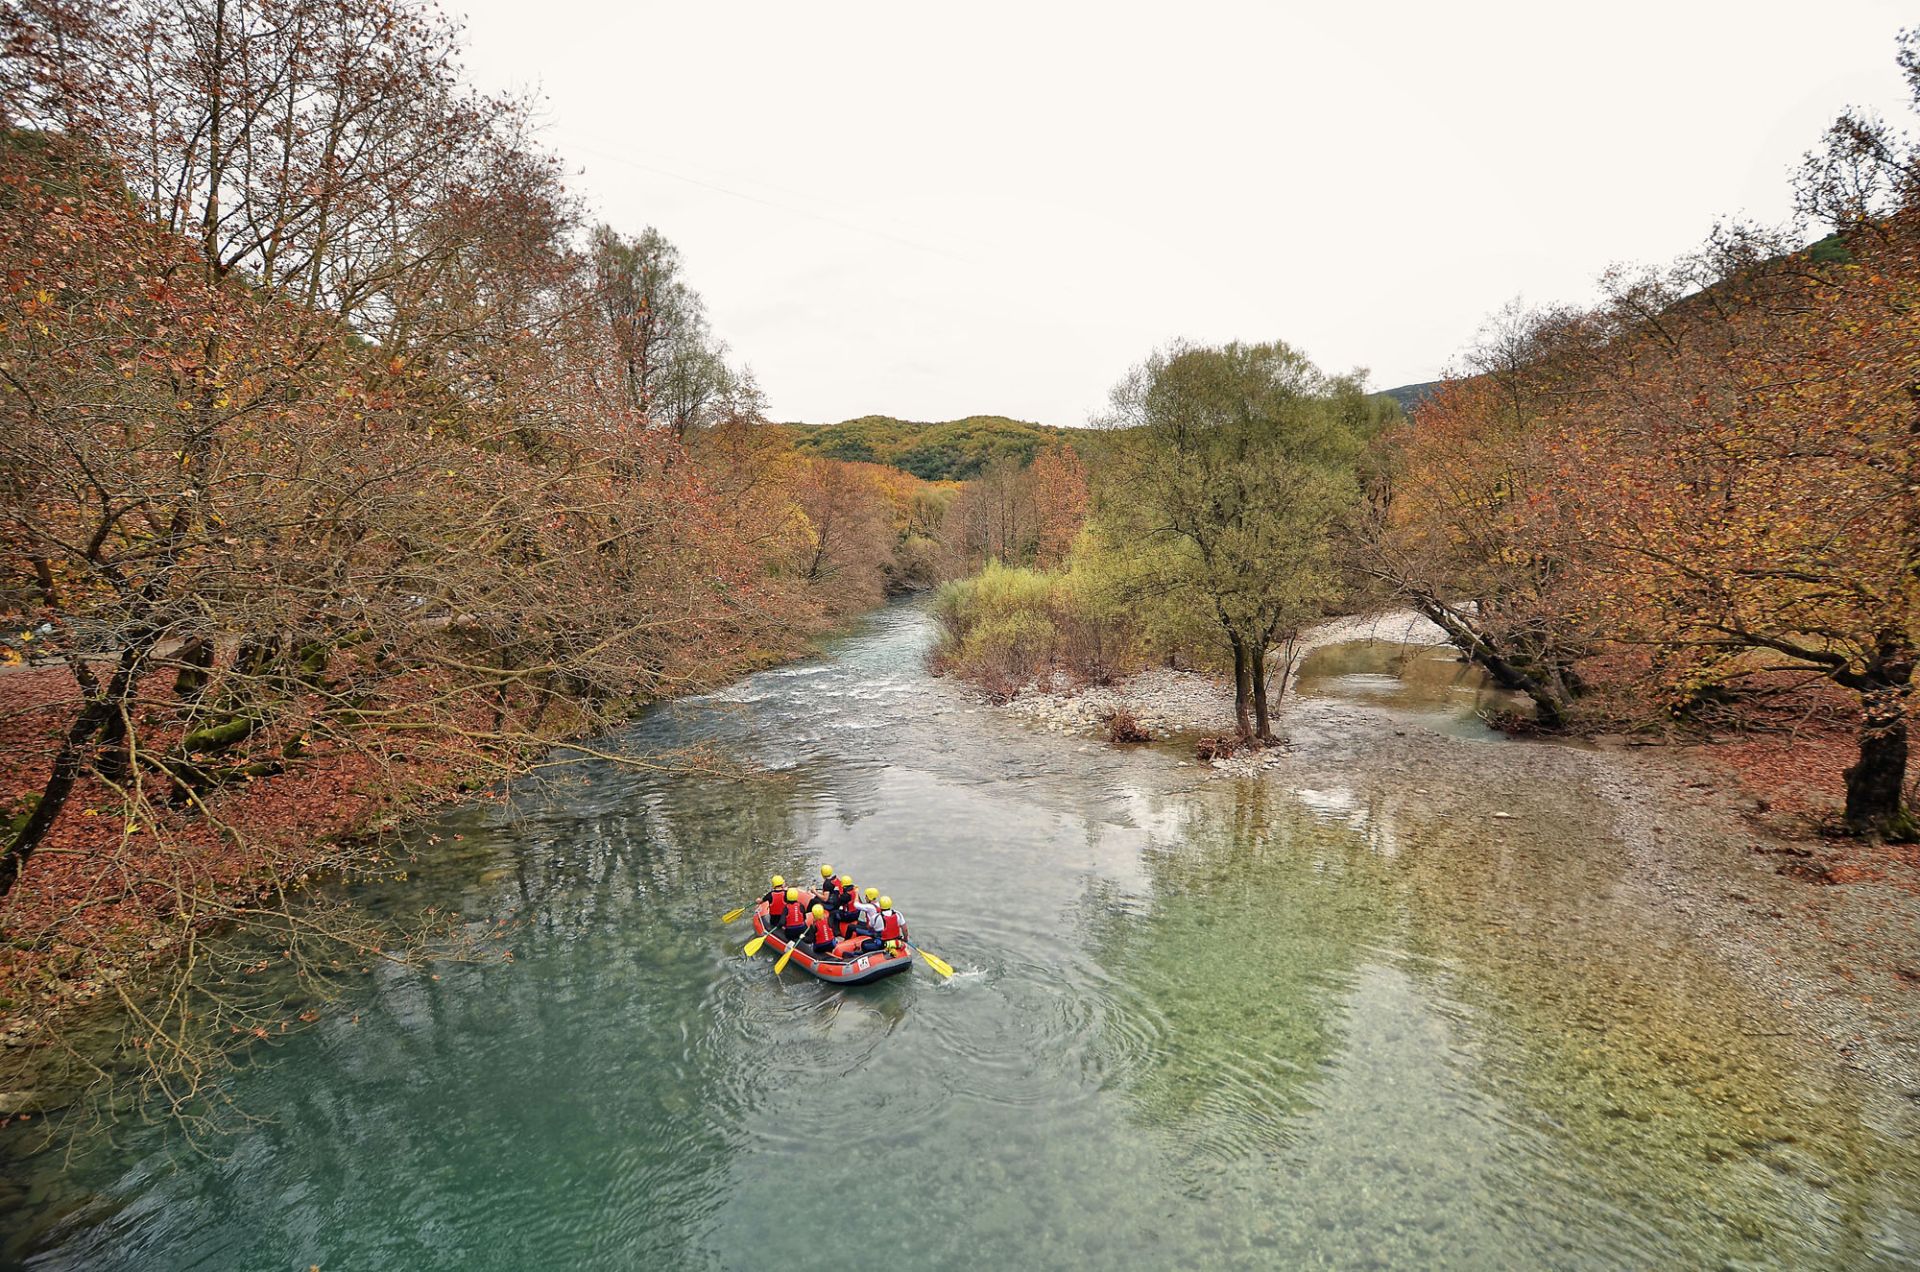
left=979, top=610, right=1920, bottom=1097
left=0, top=631, right=816, bottom=1094
left=0, top=661, right=513, bottom=1089
left=999, top=610, right=1448, bottom=757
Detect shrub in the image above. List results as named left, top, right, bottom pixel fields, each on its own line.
left=930, top=557, right=1144, bottom=695
left=1195, top=735, right=1237, bottom=762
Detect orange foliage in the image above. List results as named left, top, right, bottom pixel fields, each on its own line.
left=938, top=440, right=1091, bottom=574
left=1389, top=223, right=1918, bottom=836
left=0, top=0, right=924, bottom=1048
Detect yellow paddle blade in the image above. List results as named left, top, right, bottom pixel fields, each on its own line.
left=743, top=934, right=767, bottom=957
left=774, top=942, right=795, bottom=975
left=915, top=946, right=954, bottom=979
left=720, top=907, right=745, bottom=924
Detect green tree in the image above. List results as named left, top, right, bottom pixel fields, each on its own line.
left=588, top=223, right=742, bottom=435
left=1095, top=340, right=1385, bottom=741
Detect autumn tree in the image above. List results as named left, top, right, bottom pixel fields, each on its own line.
left=940, top=457, right=1035, bottom=570
left=936, top=440, right=1090, bottom=575
left=1532, top=32, right=1920, bottom=838
left=1352, top=302, right=1599, bottom=726
left=1026, top=441, right=1091, bottom=567
left=0, top=0, right=845, bottom=1124
left=1551, top=225, right=1920, bottom=838
left=0, top=0, right=597, bottom=888
left=788, top=460, right=899, bottom=615
left=1372, top=26, right=1920, bottom=835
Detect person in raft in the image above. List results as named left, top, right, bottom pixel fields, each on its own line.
left=759, top=875, right=787, bottom=912
left=830, top=876, right=863, bottom=937
left=855, top=887, right=881, bottom=934
left=823, top=879, right=873, bottom=957
left=817, top=880, right=870, bottom=956
left=815, top=864, right=842, bottom=909
left=806, top=904, right=839, bottom=957
left=778, top=888, right=810, bottom=941
left=862, top=896, right=906, bottom=953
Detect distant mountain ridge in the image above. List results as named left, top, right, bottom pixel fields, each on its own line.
left=1379, top=381, right=1442, bottom=419
left=783, top=414, right=1075, bottom=481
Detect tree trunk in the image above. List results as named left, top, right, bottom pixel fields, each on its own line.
left=1251, top=645, right=1274, bottom=744
left=1228, top=634, right=1253, bottom=740
left=232, top=633, right=280, bottom=683
left=93, top=697, right=132, bottom=782
left=0, top=646, right=140, bottom=897
left=1844, top=677, right=1915, bottom=841
left=1252, top=636, right=1301, bottom=745
left=1404, top=591, right=1568, bottom=727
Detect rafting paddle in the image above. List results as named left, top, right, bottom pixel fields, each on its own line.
left=720, top=906, right=745, bottom=925
left=773, top=933, right=800, bottom=976
left=743, top=906, right=781, bottom=957
left=912, top=944, right=954, bottom=979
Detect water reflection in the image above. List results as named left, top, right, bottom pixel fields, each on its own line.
left=1297, top=639, right=1532, bottom=739
left=1090, top=762, right=1920, bottom=1267
left=1090, top=782, right=1392, bottom=1170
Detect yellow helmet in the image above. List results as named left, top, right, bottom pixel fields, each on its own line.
left=864, top=887, right=878, bottom=901
left=878, top=896, right=892, bottom=910
left=810, top=904, right=826, bottom=917
left=838, top=874, right=853, bottom=887
left=771, top=874, right=785, bottom=888
left=820, top=864, right=834, bottom=879
left=784, top=888, right=798, bottom=902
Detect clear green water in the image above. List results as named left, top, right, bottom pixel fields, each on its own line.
left=4, top=606, right=1919, bottom=1269
left=1295, top=638, right=1532, bottom=741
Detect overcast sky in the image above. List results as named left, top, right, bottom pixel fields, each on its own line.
left=451, top=1, right=1915, bottom=425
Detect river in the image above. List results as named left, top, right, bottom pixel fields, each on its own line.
left=4, top=602, right=1919, bottom=1268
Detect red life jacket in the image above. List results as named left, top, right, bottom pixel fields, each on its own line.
left=782, top=900, right=805, bottom=927
left=811, top=916, right=834, bottom=946
left=878, top=910, right=902, bottom=941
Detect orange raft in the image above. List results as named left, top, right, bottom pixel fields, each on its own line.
left=751, top=902, right=914, bottom=985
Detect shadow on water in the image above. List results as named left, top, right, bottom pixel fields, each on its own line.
left=4, top=602, right=1919, bottom=1269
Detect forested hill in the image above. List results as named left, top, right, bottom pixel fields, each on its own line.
left=783, top=415, right=1077, bottom=480
left=1380, top=381, right=1442, bottom=418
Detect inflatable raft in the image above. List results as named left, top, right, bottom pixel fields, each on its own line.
left=751, top=904, right=914, bottom=985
